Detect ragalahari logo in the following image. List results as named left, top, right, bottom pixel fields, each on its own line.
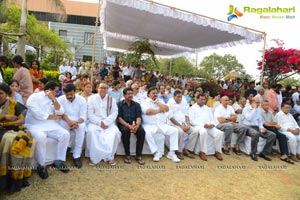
left=227, top=5, right=243, bottom=21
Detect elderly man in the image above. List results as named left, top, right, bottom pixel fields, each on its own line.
left=86, top=83, right=121, bottom=166
left=25, top=82, right=70, bottom=179
left=117, top=87, right=145, bottom=165
left=141, top=87, right=180, bottom=162
left=167, top=90, right=198, bottom=159
left=241, top=97, right=276, bottom=161
left=214, top=96, right=247, bottom=155
left=189, top=94, right=224, bottom=161
left=261, top=100, right=294, bottom=164
left=58, top=83, right=87, bottom=168
left=275, top=102, right=300, bottom=162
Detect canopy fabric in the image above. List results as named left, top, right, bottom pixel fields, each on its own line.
left=100, top=0, right=264, bottom=57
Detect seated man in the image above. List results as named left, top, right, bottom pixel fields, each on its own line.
left=141, top=87, right=180, bottom=162
left=214, top=96, right=247, bottom=155
left=241, top=97, right=276, bottom=161
left=167, top=90, right=198, bottom=159
left=189, top=94, right=224, bottom=161
left=86, top=83, right=121, bottom=166
left=25, top=82, right=70, bottom=179
left=58, top=83, right=87, bottom=168
left=261, top=100, right=294, bottom=164
left=117, top=87, right=145, bottom=165
left=275, top=102, right=300, bottom=162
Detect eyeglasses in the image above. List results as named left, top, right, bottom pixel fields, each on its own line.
left=99, top=87, right=108, bottom=89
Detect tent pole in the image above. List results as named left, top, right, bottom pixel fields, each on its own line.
left=260, top=33, right=267, bottom=86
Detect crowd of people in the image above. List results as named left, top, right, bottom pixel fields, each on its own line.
left=1, top=55, right=300, bottom=193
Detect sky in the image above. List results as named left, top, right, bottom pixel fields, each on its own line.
left=70, top=0, right=300, bottom=79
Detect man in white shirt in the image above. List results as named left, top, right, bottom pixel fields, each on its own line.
left=167, top=90, right=198, bottom=159
left=214, top=96, right=247, bottom=155
left=78, top=63, right=89, bottom=76
left=275, top=102, right=300, bottom=162
left=241, top=97, right=276, bottom=161
left=292, top=88, right=299, bottom=105
left=59, top=61, right=68, bottom=82
left=58, top=83, right=87, bottom=168
left=121, top=64, right=134, bottom=82
left=68, top=62, right=77, bottom=81
left=189, top=94, right=224, bottom=161
left=25, top=82, right=70, bottom=179
left=141, top=87, right=180, bottom=162
left=86, top=83, right=121, bottom=166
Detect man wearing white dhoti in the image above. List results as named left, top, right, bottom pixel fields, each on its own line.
left=189, top=94, right=224, bottom=161
left=167, top=90, right=198, bottom=159
left=25, top=82, right=70, bottom=179
left=141, top=87, right=180, bottom=162
left=58, top=83, right=87, bottom=168
left=86, top=83, right=121, bottom=166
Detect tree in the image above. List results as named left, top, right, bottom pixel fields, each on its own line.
left=199, top=53, right=249, bottom=80
left=128, top=39, right=157, bottom=66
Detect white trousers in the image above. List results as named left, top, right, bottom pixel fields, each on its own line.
left=29, top=125, right=70, bottom=166
left=86, top=123, right=121, bottom=164
left=193, top=126, right=223, bottom=154
left=281, top=131, right=300, bottom=155
left=59, top=120, right=86, bottom=159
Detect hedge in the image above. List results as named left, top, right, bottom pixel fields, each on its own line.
left=3, top=67, right=60, bottom=83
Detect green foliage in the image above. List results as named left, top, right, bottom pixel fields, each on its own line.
left=40, top=62, right=57, bottom=71
left=25, top=52, right=36, bottom=65
left=44, top=70, right=60, bottom=82
left=200, top=53, right=249, bottom=80
left=201, top=81, right=221, bottom=97
left=128, top=39, right=157, bottom=66
left=279, top=77, right=300, bottom=87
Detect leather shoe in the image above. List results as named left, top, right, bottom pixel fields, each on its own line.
left=233, top=148, right=242, bottom=155
left=215, top=152, right=223, bottom=161
left=53, top=160, right=70, bottom=173
left=290, top=154, right=299, bottom=162
left=199, top=152, right=207, bottom=161
left=280, top=157, right=294, bottom=164
left=250, top=153, right=258, bottom=161
left=222, top=148, right=230, bottom=155
left=259, top=153, right=272, bottom=161
left=37, top=165, right=48, bottom=179
left=296, top=154, right=300, bottom=160
left=175, top=151, right=184, bottom=160
left=183, top=149, right=195, bottom=159
left=73, top=158, right=82, bottom=168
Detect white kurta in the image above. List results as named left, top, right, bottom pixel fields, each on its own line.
left=86, top=94, right=121, bottom=164
left=25, top=91, right=69, bottom=165
left=58, top=94, right=87, bottom=159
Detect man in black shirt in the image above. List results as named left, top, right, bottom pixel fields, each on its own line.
left=117, top=87, right=146, bottom=165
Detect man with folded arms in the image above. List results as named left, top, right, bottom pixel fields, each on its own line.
left=25, top=82, right=70, bottom=179
left=241, top=97, right=276, bottom=161
left=167, top=90, right=198, bottom=159
left=117, top=87, right=145, bottom=165
left=58, top=83, right=87, bottom=168
left=261, top=100, right=294, bottom=164
left=141, top=87, right=180, bottom=162
left=214, top=96, right=247, bottom=155
left=189, top=94, right=224, bottom=161
left=274, top=102, right=300, bottom=162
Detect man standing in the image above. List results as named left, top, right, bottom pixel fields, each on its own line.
left=241, top=97, right=276, bottom=161
left=275, top=102, right=300, bottom=162
left=189, top=94, right=224, bottom=161
left=214, top=96, right=247, bottom=155
left=58, top=83, right=87, bottom=168
left=265, top=83, right=279, bottom=114
left=25, top=82, right=70, bottom=179
left=261, top=100, right=294, bottom=164
left=117, top=87, right=146, bottom=165
left=86, top=83, right=121, bottom=166
left=167, top=90, right=198, bottom=159
left=141, top=87, right=180, bottom=162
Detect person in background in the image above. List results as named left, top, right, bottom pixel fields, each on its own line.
left=0, top=55, right=7, bottom=82
left=108, top=80, right=122, bottom=103
left=34, top=77, right=48, bottom=93
left=7, top=79, right=24, bottom=104
left=79, top=81, right=93, bottom=101
left=30, top=60, right=45, bottom=91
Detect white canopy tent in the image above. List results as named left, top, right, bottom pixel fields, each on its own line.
left=100, top=0, right=266, bottom=58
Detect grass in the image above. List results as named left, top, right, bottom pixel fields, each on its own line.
left=1, top=152, right=300, bottom=200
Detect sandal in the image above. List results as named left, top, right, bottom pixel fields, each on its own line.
left=124, top=156, right=132, bottom=164
left=135, top=157, right=145, bottom=165
left=108, top=159, right=117, bottom=166
left=280, top=157, right=294, bottom=164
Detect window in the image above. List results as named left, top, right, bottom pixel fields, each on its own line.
left=59, top=30, right=67, bottom=36
left=83, top=55, right=92, bottom=62
left=84, top=32, right=94, bottom=45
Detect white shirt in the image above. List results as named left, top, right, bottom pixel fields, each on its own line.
left=189, top=103, right=217, bottom=127
left=57, top=94, right=87, bottom=121
left=274, top=110, right=300, bottom=132
left=167, top=97, right=189, bottom=125
left=214, top=104, right=235, bottom=125
left=294, top=104, right=300, bottom=114
left=122, top=66, right=134, bottom=77
left=241, top=105, right=263, bottom=129
left=78, top=66, right=89, bottom=75
left=141, top=98, right=168, bottom=125
left=67, top=66, right=77, bottom=77
left=25, top=91, right=64, bottom=130
left=87, top=94, right=118, bottom=126
left=59, top=65, right=68, bottom=74
left=292, top=92, right=299, bottom=104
